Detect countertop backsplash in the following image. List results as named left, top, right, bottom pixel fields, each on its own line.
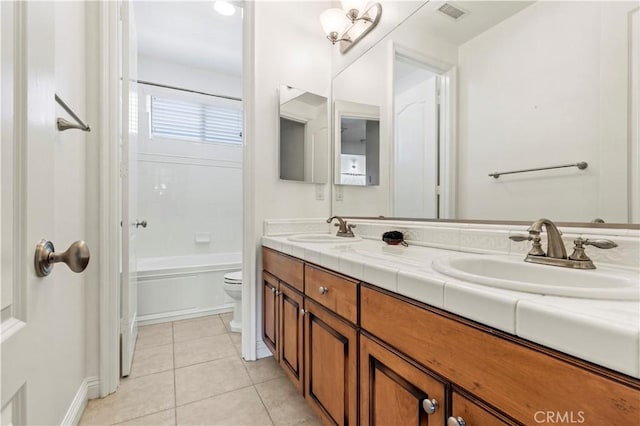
left=263, top=218, right=640, bottom=270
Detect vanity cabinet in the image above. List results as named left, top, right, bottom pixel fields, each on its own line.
left=262, top=249, right=305, bottom=392
left=449, top=391, right=514, bottom=426
left=279, top=282, right=305, bottom=392
left=262, top=248, right=358, bottom=425
left=261, top=271, right=279, bottom=358
left=360, top=334, right=446, bottom=426
left=360, top=283, right=640, bottom=425
left=262, top=247, right=640, bottom=426
left=304, top=298, right=358, bottom=426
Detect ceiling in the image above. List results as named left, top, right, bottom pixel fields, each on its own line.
left=133, top=1, right=243, bottom=76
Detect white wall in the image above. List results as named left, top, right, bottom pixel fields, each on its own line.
left=332, top=6, right=458, bottom=217
left=249, top=1, right=333, bottom=353
left=331, top=0, right=426, bottom=76
left=138, top=55, right=242, bottom=98
left=135, top=82, right=243, bottom=258
left=457, top=1, right=634, bottom=222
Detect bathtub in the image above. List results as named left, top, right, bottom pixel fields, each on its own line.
left=136, top=252, right=241, bottom=326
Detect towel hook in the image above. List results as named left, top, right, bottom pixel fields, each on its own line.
left=55, top=94, right=91, bottom=132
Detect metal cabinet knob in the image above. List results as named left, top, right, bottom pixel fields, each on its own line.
left=422, top=398, right=439, bottom=414
left=447, top=416, right=466, bottom=426
left=34, top=239, right=90, bottom=277
left=318, top=286, right=329, bottom=295
left=135, top=220, right=147, bottom=228
left=300, top=308, right=306, bottom=316
left=271, top=287, right=276, bottom=294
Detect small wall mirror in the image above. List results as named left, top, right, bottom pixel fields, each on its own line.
left=334, top=100, right=380, bottom=186
left=278, top=85, right=328, bottom=183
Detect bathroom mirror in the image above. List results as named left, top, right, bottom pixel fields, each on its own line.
left=331, top=0, right=640, bottom=224
left=334, top=100, right=380, bottom=186
left=279, top=85, right=329, bottom=183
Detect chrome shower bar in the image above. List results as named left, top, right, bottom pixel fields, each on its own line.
left=55, top=94, right=91, bottom=132
left=489, top=161, right=588, bottom=179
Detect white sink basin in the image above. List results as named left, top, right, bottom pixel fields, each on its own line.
left=287, top=234, right=363, bottom=243
left=432, top=255, right=639, bottom=300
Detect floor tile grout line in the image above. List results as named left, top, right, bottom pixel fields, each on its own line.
left=172, top=330, right=230, bottom=345
left=174, top=382, right=256, bottom=409
left=237, top=348, right=276, bottom=425
left=109, top=407, right=175, bottom=426
left=173, top=352, right=241, bottom=373
left=253, top=384, right=277, bottom=426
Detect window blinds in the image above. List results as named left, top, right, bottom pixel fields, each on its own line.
left=150, top=96, right=243, bottom=144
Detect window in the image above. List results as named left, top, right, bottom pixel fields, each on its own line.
left=150, top=96, right=242, bottom=145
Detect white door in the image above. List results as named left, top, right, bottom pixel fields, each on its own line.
left=394, top=74, right=440, bottom=218
left=120, top=0, right=139, bottom=377
left=1, top=2, right=88, bottom=424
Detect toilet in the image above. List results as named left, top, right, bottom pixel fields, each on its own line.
left=223, top=270, right=242, bottom=333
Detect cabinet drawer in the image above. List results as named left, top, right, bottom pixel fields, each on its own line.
left=305, top=264, right=358, bottom=324
left=263, top=247, right=304, bottom=292
left=361, top=285, right=640, bottom=425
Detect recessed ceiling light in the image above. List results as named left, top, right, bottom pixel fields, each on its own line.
left=214, top=1, right=236, bottom=16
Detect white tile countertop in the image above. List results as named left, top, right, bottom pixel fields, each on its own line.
left=261, top=234, right=640, bottom=379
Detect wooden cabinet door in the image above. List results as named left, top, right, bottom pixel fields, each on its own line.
left=262, top=271, right=279, bottom=359
left=360, top=334, right=446, bottom=426
left=279, top=282, right=304, bottom=394
left=449, top=390, right=516, bottom=426
left=305, top=299, right=358, bottom=426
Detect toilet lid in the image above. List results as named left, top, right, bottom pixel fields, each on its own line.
left=224, top=271, right=242, bottom=283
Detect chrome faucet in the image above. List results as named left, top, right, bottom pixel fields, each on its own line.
left=509, top=218, right=617, bottom=269
left=327, top=216, right=356, bottom=238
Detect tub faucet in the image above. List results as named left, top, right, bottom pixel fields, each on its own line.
left=327, top=216, right=356, bottom=238
left=509, top=218, right=616, bottom=269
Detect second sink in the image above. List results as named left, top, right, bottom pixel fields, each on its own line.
left=288, top=234, right=363, bottom=243
left=432, top=254, right=639, bottom=300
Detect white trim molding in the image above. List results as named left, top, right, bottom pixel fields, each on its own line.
left=60, top=376, right=100, bottom=425
left=241, top=0, right=257, bottom=361
left=256, top=340, right=272, bottom=359
left=96, top=0, right=121, bottom=398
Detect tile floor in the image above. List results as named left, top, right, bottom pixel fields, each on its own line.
left=79, top=314, right=321, bottom=426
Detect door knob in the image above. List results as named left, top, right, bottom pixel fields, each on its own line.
left=34, top=239, right=90, bottom=277
left=135, top=220, right=147, bottom=228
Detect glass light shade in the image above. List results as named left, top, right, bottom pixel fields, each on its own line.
left=341, top=0, right=369, bottom=14
left=213, top=1, right=236, bottom=16
left=320, top=8, right=348, bottom=36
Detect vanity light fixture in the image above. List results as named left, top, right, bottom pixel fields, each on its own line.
left=320, top=0, right=382, bottom=54
left=213, top=1, right=236, bottom=16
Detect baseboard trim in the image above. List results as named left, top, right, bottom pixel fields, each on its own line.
left=60, top=376, right=94, bottom=425
left=137, top=305, right=234, bottom=326
left=256, top=340, right=272, bottom=359
left=87, top=376, right=100, bottom=400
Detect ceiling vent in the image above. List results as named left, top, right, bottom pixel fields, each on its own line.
left=437, top=2, right=468, bottom=21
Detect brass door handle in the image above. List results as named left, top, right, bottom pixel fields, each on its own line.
left=34, top=240, right=90, bottom=277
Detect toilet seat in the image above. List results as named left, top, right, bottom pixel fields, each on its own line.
left=224, top=271, right=242, bottom=284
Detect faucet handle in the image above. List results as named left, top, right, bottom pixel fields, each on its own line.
left=569, top=237, right=617, bottom=262
left=583, top=238, right=617, bottom=249
left=509, top=233, right=544, bottom=256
